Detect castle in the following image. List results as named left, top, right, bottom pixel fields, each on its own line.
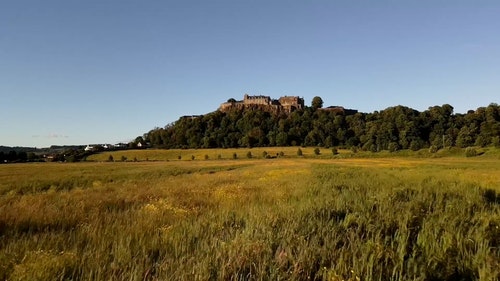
left=219, top=94, right=304, bottom=113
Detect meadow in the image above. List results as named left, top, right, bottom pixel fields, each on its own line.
left=0, top=148, right=499, bottom=280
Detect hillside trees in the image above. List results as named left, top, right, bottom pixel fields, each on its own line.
left=142, top=103, right=500, bottom=150
left=311, top=96, right=324, bottom=109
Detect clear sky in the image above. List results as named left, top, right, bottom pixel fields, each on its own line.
left=1, top=1, right=499, bottom=147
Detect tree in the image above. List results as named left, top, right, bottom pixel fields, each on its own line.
left=311, top=96, right=324, bottom=110
left=139, top=97, right=500, bottom=151
left=27, top=152, right=37, bottom=162
left=297, top=148, right=303, bottom=156
left=314, top=147, right=321, bottom=155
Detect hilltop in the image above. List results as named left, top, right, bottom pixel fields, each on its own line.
left=140, top=95, right=500, bottom=151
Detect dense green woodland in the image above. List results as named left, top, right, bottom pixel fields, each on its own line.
left=143, top=103, right=500, bottom=150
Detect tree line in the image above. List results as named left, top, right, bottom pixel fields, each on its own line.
left=143, top=101, right=499, bottom=151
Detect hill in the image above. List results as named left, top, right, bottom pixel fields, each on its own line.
left=139, top=96, right=500, bottom=151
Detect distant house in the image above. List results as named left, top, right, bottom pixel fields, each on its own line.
left=115, top=143, right=128, bottom=149
left=84, top=145, right=94, bottom=152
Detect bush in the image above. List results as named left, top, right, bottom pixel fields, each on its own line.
left=351, top=146, right=358, bottom=153
left=279, top=151, right=285, bottom=157
left=232, top=153, right=238, bottom=159
left=388, top=142, right=399, bottom=153
left=246, top=151, right=252, bottom=159
left=177, top=155, right=182, bottom=160
left=482, top=188, right=500, bottom=205
left=191, top=155, right=195, bottom=160
left=331, top=148, right=338, bottom=155
left=121, top=156, right=127, bottom=162
left=262, top=151, right=268, bottom=158
left=465, top=147, right=477, bottom=157
left=429, top=145, right=438, bottom=153
left=204, top=154, right=209, bottom=160
left=409, top=140, right=422, bottom=151
left=492, top=136, right=500, bottom=148
left=314, top=148, right=321, bottom=155
left=217, top=154, right=222, bottom=160
left=297, top=148, right=303, bottom=156
left=107, top=155, right=114, bottom=162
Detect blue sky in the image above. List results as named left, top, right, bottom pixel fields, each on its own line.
left=1, top=1, right=499, bottom=147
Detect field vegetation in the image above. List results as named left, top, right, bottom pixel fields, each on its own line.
left=1, top=148, right=499, bottom=280
left=86, top=146, right=499, bottom=162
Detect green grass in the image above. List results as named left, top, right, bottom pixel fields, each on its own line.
left=0, top=154, right=499, bottom=280
left=86, top=146, right=500, bottom=162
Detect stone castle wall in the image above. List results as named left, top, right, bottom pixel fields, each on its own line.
left=219, top=94, right=304, bottom=113
left=219, top=94, right=356, bottom=115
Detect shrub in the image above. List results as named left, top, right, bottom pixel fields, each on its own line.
left=314, top=148, right=321, bottom=155
left=465, top=147, right=477, bottom=157
left=217, top=154, right=222, bottom=160
left=107, top=155, right=114, bottom=162
left=409, top=140, right=422, bottom=151
left=429, top=145, right=438, bottom=153
left=351, top=146, right=358, bottom=153
left=121, top=156, right=127, bottom=162
left=492, top=136, right=500, bottom=148
left=388, top=142, right=399, bottom=153
left=204, top=154, right=209, bottom=160
left=246, top=151, right=252, bottom=159
left=278, top=151, right=285, bottom=157
left=297, top=148, right=303, bottom=156
left=177, top=155, right=182, bottom=160
left=482, top=188, right=500, bottom=205
left=191, top=155, right=195, bottom=160
left=331, top=148, right=339, bottom=155
left=232, top=153, right=237, bottom=159
left=262, top=151, right=268, bottom=158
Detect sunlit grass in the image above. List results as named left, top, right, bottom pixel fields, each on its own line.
left=0, top=151, right=499, bottom=280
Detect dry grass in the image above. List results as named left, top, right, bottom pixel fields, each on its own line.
left=1, top=151, right=499, bottom=280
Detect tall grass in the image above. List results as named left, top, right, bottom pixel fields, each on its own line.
left=0, top=156, right=498, bottom=280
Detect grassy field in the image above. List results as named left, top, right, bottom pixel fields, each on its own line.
left=85, top=146, right=500, bottom=162
left=1, top=149, right=499, bottom=280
